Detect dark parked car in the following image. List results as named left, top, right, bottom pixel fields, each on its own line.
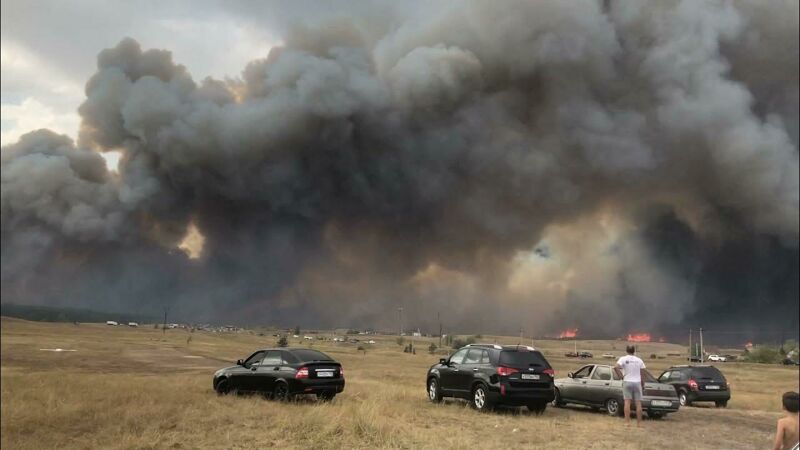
left=578, top=351, right=593, bottom=359
left=553, top=364, right=679, bottom=419
left=213, top=348, right=344, bottom=401
left=657, top=365, right=730, bottom=407
left=426, top=344, right=555, bottom=413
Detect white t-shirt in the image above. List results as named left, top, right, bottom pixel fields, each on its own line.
left=616, top=354, right=646, bottom=383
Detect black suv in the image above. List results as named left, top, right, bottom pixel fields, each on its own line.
left=213, top=348, right=344, bottom=401
left=426, top=344, right=555, bottom=413
left=657, top=365, right=730, bottom=407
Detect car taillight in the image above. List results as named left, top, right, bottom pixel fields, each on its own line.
left=688, top=379, right=698, bottom=391
left=497, top=366, right=519, bottom=376
left=543, top=368, right=555, bottom=376
left=295, top=367, right=309, bottom=379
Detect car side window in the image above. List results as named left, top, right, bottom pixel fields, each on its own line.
left=449, top=348, right=468, bottom=364
left=592, top=366, right=612, bottom=380
left=244, top=351, right=266, bottom=367
left=464, top=349, right=482, bottom=364
left=574, top=365, right=593, bottom=379
left=674, top=370, right=686, bottom=381
left=612, top=368, right=623, bottom=381
left=262, top=350, right=282, bottom=366
left=480, top=350, right=491, bottom=365
left=281, top=351, right=298, bottom=364
left=659, top=371, right=671, bottom=382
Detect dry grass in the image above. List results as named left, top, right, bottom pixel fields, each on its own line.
left=2, top=318, right=797, bottom=449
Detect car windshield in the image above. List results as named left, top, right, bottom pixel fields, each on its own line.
left=692, top=367, right=724, bottom=380
left=291, top=349, right=334, bottom=362
left=499, top=350, right=550, bottom=368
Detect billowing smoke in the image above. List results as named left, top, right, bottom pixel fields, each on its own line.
left=2, top=1, right=798, bottom=339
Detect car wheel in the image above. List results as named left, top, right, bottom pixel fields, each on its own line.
left=527, top=401, right=547, bottom=415
left=605, top=398, right=621, bottom=416
left=215, top=378, right=230, bottom=395
left=317, top=392, right=336, bottom=402
left=427, top=378, right=443, bottom=403
left=678, top=390, right=691, bottom=407
left=272, top=382, right=291, bottom=402
left=551, top=388, right=564, bottom=407
left=471, top=384, right=493, bottom=411
left=715, top=400, right=727, bottom=408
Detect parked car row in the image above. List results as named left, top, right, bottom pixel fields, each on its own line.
left=212, top=344, right=731, bottom=419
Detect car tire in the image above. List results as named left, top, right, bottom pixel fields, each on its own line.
left=551, top=388, right=564, bottom=407
left=678, top=390, right=691, bottom=407
left=272, top=382, right=291, bottom=402
left=427, top=378, right=443, bottom=403
left=471, top=384, right=493, bottom=411
left=715, top=400, right=727, bottom=408
left=215, top=378, right=230, bottom=395
left=605, top=398, right=622, bottom=416
left=317, top=392, right=336, bottom=402
left=527, top=401, right=547, bottom=415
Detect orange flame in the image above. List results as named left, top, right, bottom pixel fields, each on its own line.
left=626, top=333, right=651, bottom=342
left=559, top=328, right=578, bottom=339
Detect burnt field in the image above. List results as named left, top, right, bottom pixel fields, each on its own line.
left=2, top=317, right=798, bottom=449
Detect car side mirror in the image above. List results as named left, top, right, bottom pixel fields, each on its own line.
left=439, top=358, right=447, bottom=365
left=236, top=359, right=243, bottom=366
left=567, top=372, right=574, bottom=378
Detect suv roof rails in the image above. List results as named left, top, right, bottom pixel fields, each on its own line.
left=670, top=364, right=713, bottom=368
left=466, top=343, right=503, bottom=350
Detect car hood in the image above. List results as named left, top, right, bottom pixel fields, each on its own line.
left=215, top=365, right=239, bottom=376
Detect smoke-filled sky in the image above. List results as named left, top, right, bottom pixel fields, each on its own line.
left=2, top=0, right=798, bottom=339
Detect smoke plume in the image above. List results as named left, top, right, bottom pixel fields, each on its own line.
left=2, top=0, right=798, bottom=339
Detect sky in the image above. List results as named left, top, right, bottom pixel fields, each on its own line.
left=0, top=1, right=797, bottom=339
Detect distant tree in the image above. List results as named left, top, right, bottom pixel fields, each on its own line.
left=465, top=336, right=476, bottom=345
left=428, top=343, right=438, bottom=354
left=743, top=345, right=783, bottom=364
left=474, top=334, right=483, bottom=339
left=396, top=337, right=405, bottom=346
left=277, top=336, right=288, bottom=347
left=451, top=338, right=466, bottom=349
left=153, top=323, right=159, bottom=329
left=357, top=345, right=366, bottom=355
left=445, top=334, right=454, bottom=345
left=294, top=325, right=301, bottom=336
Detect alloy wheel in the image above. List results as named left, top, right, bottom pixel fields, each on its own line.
left=473, top=387, right=486, bottom=409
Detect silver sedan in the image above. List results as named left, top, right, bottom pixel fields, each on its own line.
left=553, top=364, right=680, bottom=419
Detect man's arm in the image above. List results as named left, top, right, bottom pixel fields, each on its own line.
left=771, top=419, right=784, bottom=450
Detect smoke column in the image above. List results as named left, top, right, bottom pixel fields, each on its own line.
left=2, top=1, right=798, bottom=339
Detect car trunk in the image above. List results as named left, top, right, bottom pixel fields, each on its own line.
left=499, top=350, right=552, bottom=388
left=692, top=367, right=728, bottom=391
left=305, top=362, right=342, bottom=379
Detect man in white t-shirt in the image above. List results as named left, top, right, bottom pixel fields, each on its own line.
left=616, top=345, right=646, bottom=426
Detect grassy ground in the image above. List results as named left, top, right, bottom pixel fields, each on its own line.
left=2, top=317, right=797, bottom=449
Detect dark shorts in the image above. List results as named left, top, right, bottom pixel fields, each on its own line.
left=623, top=382, right=643, bottom=401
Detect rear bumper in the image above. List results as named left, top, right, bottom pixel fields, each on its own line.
left=642, top=398, right=680, bottom=413
left=288, top=378, right=345, bottom=395
left=688, top=390, right=730, bottom=402
left=488, top=383, right=555, bottom=406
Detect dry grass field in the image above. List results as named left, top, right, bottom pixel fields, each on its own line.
left=2, top=317, right=797, bottom=449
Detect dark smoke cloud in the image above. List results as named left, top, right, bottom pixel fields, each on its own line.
left=2, top=1, right=798, bottom=340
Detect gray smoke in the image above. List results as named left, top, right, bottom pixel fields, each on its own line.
left=2, top=0, right=798, bottom=339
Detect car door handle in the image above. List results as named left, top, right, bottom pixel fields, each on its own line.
left=251, top=367, right=257, bottom=371
left=604, top=383, right=610, bottom=386
left=273, top=367, right=280, bottom=371
left=453, top=369, right=459, bottom=372
left=581, top=381, right=587, bottom=384
left=473, top=368, right=479, bottom=372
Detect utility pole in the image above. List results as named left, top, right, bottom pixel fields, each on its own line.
left=699, top=327, right=704, bottom=363
left=688, top=329, right=692, bottom=361
left=397, top=307, right=403, bottom=336
left=518, top=327, right=523, bottom=345
left=162, top=305, right=169, bottom=335
left=438, top=312, right=442, bottom=348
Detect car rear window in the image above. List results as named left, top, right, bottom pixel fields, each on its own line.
left=692, top=367, right=725, bottom=380
left=291, top=349, right=334, bottom=362
left=499, top=350, right=550, bottom=368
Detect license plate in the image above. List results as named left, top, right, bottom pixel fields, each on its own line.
left=317, top=372, right=334, bottom=377
left=651, top=400, right=672, bottom=407
left=705, top=385, right=720, bottom=390
left=520, top=374, right=540, bottom=380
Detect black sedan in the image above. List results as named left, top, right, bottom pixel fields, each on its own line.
left=213, top=348, right=344, bottom=401
left=553, top=364, right=679, bottom=419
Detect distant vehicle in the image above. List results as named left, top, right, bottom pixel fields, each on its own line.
left=168, top=323, right=180, bottom=329
left=707, top=355, right=726, bottom=362
left=602, top=353, right=615, bottom=359
left=292, top=335, right=300, bottom=338
left=303, top=336, right=313, bottom=340
left=213, top=348, right=344, bottom=401
left=367, top=340, right=376, bottom=344
left=553, top=364, right=679, bottom=419
left=578, top=351, right=593, bottom=359
left=782, top=358, right=800, bottom=366
left=426, top=344, right=555, bottom=413
left=106, top=321, right=118, bottom=326
left=688, top=355, right=702, bottom=362
left=565, top=352, right=579, bottom=358
left=127, top=322, right=139, bottom=327
left=658, top=365, right=730, bottom=407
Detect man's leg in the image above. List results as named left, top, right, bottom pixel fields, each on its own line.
left=624, top=399, right=631, bottom=424
left=635, top=400, right=643, bottom=425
